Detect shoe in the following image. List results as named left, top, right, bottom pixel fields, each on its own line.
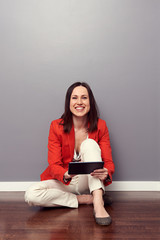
left=93, top=211, right=112, bottom=226
left=103, top=193, right=113, bottom=206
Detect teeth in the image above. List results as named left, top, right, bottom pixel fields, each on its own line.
left=76, top=107, right=84, bottom=110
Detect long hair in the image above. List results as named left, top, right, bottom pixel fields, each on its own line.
left=60, top=82, right=99, bottom=133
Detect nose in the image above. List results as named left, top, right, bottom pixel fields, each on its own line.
left=77, top=97, right=82, bottom=104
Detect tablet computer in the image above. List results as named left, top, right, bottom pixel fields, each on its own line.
left=68, top=161, right=104, bottom=175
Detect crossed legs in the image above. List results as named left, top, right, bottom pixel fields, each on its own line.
left=25, top=139, right=110, bottom=222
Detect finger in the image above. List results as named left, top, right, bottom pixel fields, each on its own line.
left=91, top=175, right=107, bottom=181
left=91, top=171, right=106, bottom=175
left=91, top=173, right=108, bottom=179
left=70, top=174, right=76, bottom=178
left=91, top=172, right=108, bottom=177
left=93, top=169, right=108, bottom=174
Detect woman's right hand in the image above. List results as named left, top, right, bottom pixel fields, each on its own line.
left=64, top=171, right=75, bottom=181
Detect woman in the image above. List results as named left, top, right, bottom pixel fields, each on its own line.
left=25, top=82, right=115, bottom=226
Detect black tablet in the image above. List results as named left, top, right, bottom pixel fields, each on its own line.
left=68, top=161, right=104, bottom=175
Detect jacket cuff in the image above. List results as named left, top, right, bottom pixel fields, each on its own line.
left=63, top=176, right=72, bottom=184
left=104, top=172, right=112, bottom=184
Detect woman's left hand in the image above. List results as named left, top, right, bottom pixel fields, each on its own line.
left=90, top=167, right=108, bottom=181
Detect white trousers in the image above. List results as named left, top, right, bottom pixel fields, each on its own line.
left=25, top=139, right=105, bottom=208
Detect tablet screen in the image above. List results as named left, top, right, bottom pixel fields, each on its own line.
left=68, top=161, right=104, bottom=175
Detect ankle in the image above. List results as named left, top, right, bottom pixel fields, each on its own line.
left=93, top=194, right=104, bottom=206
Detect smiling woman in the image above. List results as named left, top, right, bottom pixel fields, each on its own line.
left=61, top=82, right=99, bottom=133
left=25, top=82, right=115, bottom=226
left=70, top=86, right=90, bottom=118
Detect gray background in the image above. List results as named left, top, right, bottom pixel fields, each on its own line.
left=0, top=0, right=159, bottom=181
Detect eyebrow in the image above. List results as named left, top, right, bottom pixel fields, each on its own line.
left=71, top=94, right=88, bottom=97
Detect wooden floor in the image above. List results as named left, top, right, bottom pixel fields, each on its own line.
left=0, top=192, right=160, bottom=240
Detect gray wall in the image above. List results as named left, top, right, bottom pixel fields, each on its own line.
left=0, top=0, right=159, bottom=181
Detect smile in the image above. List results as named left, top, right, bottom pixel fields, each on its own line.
left=75, top=106, right=85, bottom=111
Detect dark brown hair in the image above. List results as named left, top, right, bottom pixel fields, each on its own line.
left=60, top=82, right=99, bottom=133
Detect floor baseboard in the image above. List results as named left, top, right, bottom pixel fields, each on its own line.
left=0, top=181, right=159, bottom=191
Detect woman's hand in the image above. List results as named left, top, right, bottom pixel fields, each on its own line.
left=64, top=171, right=75, bottom=181
left=90, top=167, right=108, bottom=181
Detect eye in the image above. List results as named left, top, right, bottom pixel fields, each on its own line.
left=72, top=96, right=77, bottom=99
left=82, top=96, right=87, bottom=99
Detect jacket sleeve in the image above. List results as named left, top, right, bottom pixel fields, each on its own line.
left=47, top=121, right=67, bottom=184
left=98, top=120, right=115, bottom=186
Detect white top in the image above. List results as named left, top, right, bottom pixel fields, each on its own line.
left=73, top=150, right=81, bottom=162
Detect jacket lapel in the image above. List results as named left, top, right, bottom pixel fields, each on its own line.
left=88, top=131, right=97, bottom=140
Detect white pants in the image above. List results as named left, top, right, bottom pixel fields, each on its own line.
left=25, top=139, right=105, bottom=208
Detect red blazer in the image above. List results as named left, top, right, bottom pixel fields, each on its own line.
left=41, top=118, right=115, bottom=186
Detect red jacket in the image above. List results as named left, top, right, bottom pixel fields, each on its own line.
left=41, top=118, right=115, bottom=186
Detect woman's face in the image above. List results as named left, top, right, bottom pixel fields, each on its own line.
left=70, top=86, right=90, bottom=118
